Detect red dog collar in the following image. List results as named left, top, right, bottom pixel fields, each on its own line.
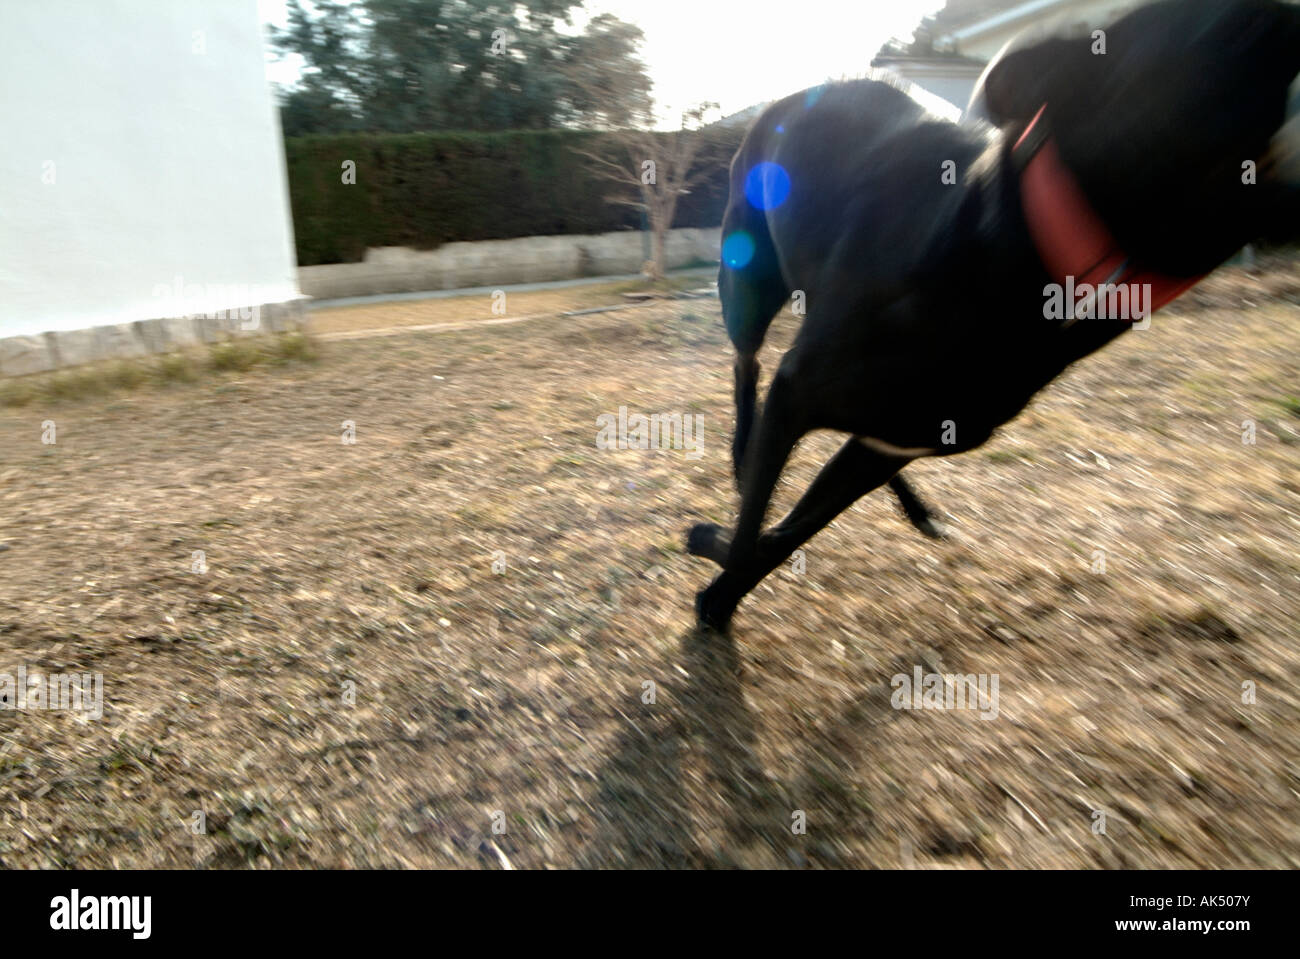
left=1013, top=105, right=1202, bottom=324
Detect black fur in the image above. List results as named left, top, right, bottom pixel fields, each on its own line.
left=690, top=0, right=1300, bottom=631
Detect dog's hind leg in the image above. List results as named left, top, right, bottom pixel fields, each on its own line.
left=888, top=475, right=947, bottom=539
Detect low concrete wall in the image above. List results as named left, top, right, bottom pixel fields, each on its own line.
left=0, top=299, right=306, bottom=376
left=298, top=227, right=722, bottom=301
left=1, top=228, right=722, bottom=376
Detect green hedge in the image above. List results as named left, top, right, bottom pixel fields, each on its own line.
left=284, top=128, right=743, bottom=266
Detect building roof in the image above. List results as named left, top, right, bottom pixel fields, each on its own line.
left=870, top=54, right=988, bottom=69
left=713, top=102, right=769, bottom=130
left=937, top=0, right=1076, bottom=46
left=930, top=0, right=1043, bottom=31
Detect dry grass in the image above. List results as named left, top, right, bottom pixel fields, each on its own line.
left=0, top=332, right=319, bottom=409
left=0, top=263, right=1297, bottom=869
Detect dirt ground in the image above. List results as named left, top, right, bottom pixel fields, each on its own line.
left=0, top=262, right=1298, bottom=869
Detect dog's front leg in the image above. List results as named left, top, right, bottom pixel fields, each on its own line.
left=693, top=438, right=909, bottom=629
left=694, top=364, right=807, bottom=630
left=690, top=438, right=911, bottom=564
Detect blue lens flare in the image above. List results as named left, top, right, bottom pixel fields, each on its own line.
left=722, top=230, right=756, bottom=269
left=744, top=161, right=791, bottom=211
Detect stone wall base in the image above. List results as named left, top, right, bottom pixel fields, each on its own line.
left=0, top=299, right=307, bottom=377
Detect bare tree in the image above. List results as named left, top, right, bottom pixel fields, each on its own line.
left=576, top=102, right=722, bottom=281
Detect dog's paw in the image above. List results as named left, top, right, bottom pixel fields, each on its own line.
left=694, top=581, right=738, bottom=633
left=686, top=522, right=727, bottom=561
left=916, top=517, right=949, bottom=540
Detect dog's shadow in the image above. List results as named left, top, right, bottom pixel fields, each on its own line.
left=578, top=626, right=777, bottom=867
left=583, top=621, right=898, bottom=867
left=582, top=615, right=912, bottom=867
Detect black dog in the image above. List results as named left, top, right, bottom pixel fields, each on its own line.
left=688, top=0, right=1300, bottom=631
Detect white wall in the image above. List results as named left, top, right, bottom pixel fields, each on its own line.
left=0, top=0, right=300, bottom=338
left=951, top=0, right=1144, bottom=61
left=882, top=63, right=985, bottom=115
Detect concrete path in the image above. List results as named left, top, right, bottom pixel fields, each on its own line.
left=315, top=303, right=650, bottom=342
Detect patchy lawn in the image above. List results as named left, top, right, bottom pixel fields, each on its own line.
left=0, top=262, right=1297, bottom=868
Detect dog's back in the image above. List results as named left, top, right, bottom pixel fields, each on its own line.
left=723, top=79, right=984, bottom=338
left=718, top=77, right=994, bottom=472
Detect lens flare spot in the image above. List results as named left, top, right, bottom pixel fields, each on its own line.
left=744, top=162, right=791, bottom=211
left=722, top=230, right=756, bottom=269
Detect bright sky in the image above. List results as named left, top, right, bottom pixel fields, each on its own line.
left=257, top=0, right=946, bottom=124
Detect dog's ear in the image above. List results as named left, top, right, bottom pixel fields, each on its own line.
left=968, top=36, right=1084, bottom=127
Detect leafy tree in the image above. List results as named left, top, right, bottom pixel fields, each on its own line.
left=274, top=0, right=371, bottom=135
left=554, top=13, right=653, bottom=129
left=270, top=0, right=653, bottom=134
